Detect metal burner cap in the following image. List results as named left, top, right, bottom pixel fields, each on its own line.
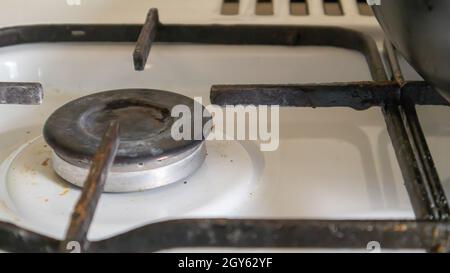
left=44, top=89, right=209, bottom=180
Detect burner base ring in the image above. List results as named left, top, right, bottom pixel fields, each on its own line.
left=52, top=142, right=207, bottom=193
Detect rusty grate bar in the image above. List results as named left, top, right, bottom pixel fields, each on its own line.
left=1, top=219, right=449, bottom=253
left=60, top=120, right=120, bottom=252
left=133, top=8, right=159, bottom=71
left=383, top=41, right=449, bottom=220
left=211, top=81, right=448, bottom=110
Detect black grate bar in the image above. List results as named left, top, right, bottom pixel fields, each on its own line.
left=60, top=120, right=120, bottom=252
left=384, top=41, right=449, bottom=220
left=383, top=41, right=404, bottom=84
left=401, top=103, right=450, bottom=219
left=0, top=24, right=388, bottom=81
left=0, top=222, right=59, bottom=253
left=105, top=14, right=387, bottom=74
left=327, top=28, right=448, bottom=221
left=210, top=81, right=448, bottom=109
left=133, top=8, right=159, bottom=71
left=88, top=219, right=450, bottom=253
left=211, top=82, right=397, bottom=110
left=401, top=81, right=449, bottom=106
left=1, top=220, right=449, bottom=253
left=382, top=103, right=439, bottom=219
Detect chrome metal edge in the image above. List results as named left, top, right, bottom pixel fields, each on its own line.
left=52, top=142, right=207, bottom=192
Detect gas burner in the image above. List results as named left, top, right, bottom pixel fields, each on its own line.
left=43, top=89, right=209, bottom=192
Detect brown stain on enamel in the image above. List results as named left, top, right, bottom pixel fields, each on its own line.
left=41, top=158, right=50, bottom=167
left=59, top=188, right=70, bottom=196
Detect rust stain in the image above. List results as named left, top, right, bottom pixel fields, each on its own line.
left=59, top=188, right=70, bottom=196
left=41, top=158, right=50, bottom=167
left=393, top=224, right=408, bottom=232
left=0, top=201, right=8, bottom=213
left=433, top=245, right=446, bottom=253
left=22, top=164, right=36, bottom=175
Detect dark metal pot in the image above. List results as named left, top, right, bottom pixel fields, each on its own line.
left=372, top=0, right=450, bottom=101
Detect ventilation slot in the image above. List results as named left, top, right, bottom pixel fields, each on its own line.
left=357, top=0, right=374, bottom=16
left=290, top=0, right=308, bottom=16
left=323, top=0, right=343, bottom=16
left=221, top=0, right=239, bottom=15
left=256, top=0, right=274, bottom=16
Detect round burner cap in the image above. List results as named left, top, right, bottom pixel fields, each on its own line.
left=44, top=89, right=210, bottom=168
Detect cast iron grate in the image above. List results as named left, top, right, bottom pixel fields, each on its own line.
left=0, top=8, right=448, bottom=253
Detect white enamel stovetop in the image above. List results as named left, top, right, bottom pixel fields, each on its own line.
left=0, top=0, right=449, bottom=250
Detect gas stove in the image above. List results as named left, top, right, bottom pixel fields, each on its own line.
left=0, top=0, right=449, bottom=253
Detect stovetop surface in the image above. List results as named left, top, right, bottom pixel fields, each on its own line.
left=0, top=0, right=449, bottom=246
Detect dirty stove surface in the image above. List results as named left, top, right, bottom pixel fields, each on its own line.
left=0, top=0, right=449, bottom=251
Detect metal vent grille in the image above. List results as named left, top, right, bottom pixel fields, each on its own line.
left=221, top=0, right=239, bottom=15
left=357, top=0, right=374, bottom=16
left=323, top=0, right=344, bottom=16
left=221, top=0, right=373, bottom=17
left=255, top=0, right=274, bottom=15
left=290, top=0, right=309, bottom=16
